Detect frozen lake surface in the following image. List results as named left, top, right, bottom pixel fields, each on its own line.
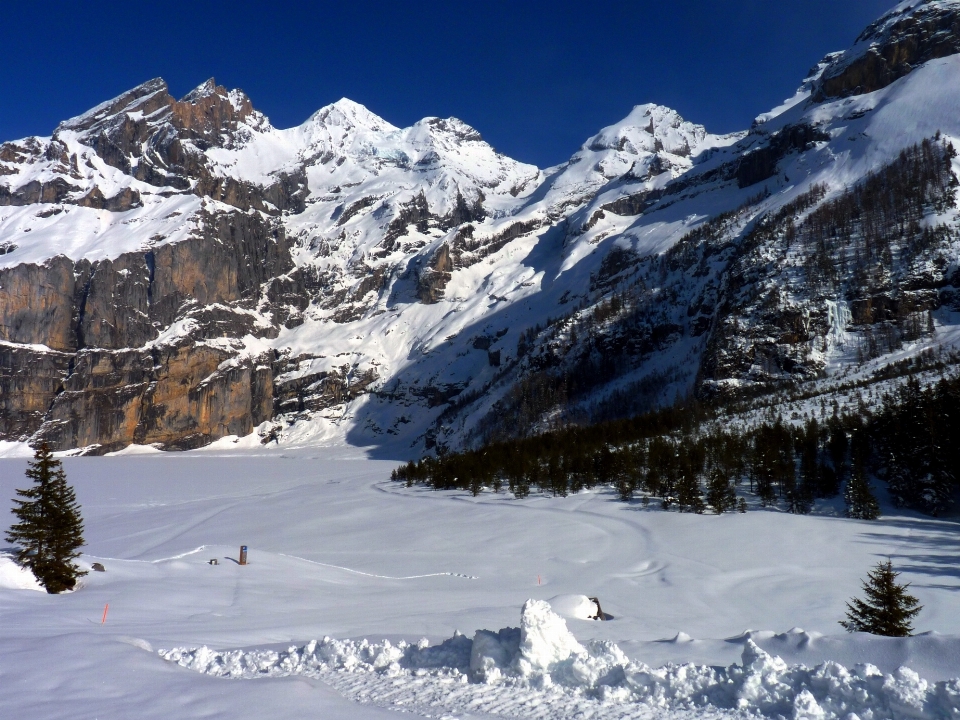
left=1, top=446, right=959, bottom=719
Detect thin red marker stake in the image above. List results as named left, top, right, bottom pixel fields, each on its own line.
left=101, top=603, right=109, bottom=625
left=537, top=575, right=541, bottom=585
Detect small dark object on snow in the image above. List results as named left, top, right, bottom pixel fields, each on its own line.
left=208, top=559, right=219, bottom=566
left=239, top=546, right=248, bottom=566
left=588, top=596, right=606, bottom=621
left=91, top=563, right=105, bottom=572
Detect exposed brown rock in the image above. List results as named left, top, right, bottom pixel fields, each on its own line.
left=76, top=254, right=155, bottom=350
left=0, top=178, right=82, bottom=207
left=36, top=341, right=274, bottom=453
left=0, top=344, right=71, bottom=439
left=170, top=79, right=255, bottom=144
left=416, top=243, right=454, bottom=304
left=0, top=256, right=77, bottom=351
left=58, top=78, right=172, bottom=134
left=76, top=186, right=142, bottom=212
left=148, top=210, right=293, bottom=325
left=45, top=77, right=308, bottom=216
left=0, top=195, right=297, bottom=450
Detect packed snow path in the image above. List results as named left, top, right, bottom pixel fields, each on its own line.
left=1, top=449, right=959, bottom=719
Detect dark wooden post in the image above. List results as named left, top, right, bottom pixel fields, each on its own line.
left=239, top=545, right=248, bottom=566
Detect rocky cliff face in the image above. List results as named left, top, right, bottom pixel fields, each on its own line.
left=816, top=0, right=960, bottom=99
left=2, top=0, right=960, bottom=454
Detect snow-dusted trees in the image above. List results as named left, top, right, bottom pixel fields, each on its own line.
left=841, top=560, right=921, bottom=637
left=844, top=469, right=881, bottom=520
left=393, top=370, right=960, bottom=518
left=5, top=443, right=86, bottom=594
left=872, top=377, right=960, bottom=515
left=706, top=467, right=737, bottom=514
left=844, top=430, right=881, bottom=520
left=752, top=421, right=794, bottom=507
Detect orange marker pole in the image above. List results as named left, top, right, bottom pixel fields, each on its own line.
left=101, top=603, right=109, bottom=625
left=537, top=575, right=541, bottom=585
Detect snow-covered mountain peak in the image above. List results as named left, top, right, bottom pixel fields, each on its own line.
left=53, top=75, right=270, bottom=150
left=57, top=78, right=171, bottom=134
left=586, top=103, right=710, bottom=158
left=531, top=103, right=741, bottom=227
left=415, top=116, right=483, bottom=144
left=181, top=77, right=221, bottom=102
left=272, top=100, right=540, bottom=207
left=307, top=98, right=398, bottom=136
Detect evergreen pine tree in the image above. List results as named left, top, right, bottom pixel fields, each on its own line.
left=5, top=443, right=86, bottom=594
left=845, top=432, right=880, bottom=520
left=706, top=467, right=736, bottom=514
left=827, top=420, right=849, bottom=489
left=840, top=560, right=921, bottom=636
left=844, top=468, right=881, bottom=520
left=786, top=482, right=814, bottom=514
left=676, top=465, right=705, bottom=513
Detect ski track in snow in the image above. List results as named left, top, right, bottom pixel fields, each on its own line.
left=89, top=543, right=480, bottom=579
left=276, top=553, right=479, bottom=580
left=86, top=545, right=210, bottom=564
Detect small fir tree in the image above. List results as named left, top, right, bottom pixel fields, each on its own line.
left=841, top=560, right=921, bottom=636
left=5, top=443, right=86, bottom=593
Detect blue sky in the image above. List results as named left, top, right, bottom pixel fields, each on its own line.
left=2, top=1, right=894, bottom=167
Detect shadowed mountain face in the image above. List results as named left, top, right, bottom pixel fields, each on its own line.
left=1, top=1, right=959, bottom=455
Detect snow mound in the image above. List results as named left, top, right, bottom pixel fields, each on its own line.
left=161, top=601, right=960, bottom=719
left=0, top=554, right=44, bottom=592
left=547, top=594, right=601, bottom=620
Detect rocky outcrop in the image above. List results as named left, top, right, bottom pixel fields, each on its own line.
left=734, top=124, right=830, bottom=189
left=0, top=204, right=291, bottom=449
left=273, top=358, right=379, bottom=416
left=0, top=208, right=291, bottom=353
left=817, top=1, right=960, bottom=99
left=0, top=178, right=81, bottom=207
left=416, top=243, right=454, bottom=304
left=35, top=341, right=274, bottom=453
left=0, top=256, right=78, bottom=351
left=0, top=344, right=72, bottom=439
left=146, top=210, right=292, bottom=328
left=4, top=78, right=309, bottom=216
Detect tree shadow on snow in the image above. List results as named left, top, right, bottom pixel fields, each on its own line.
left=857, top=516, right=960, bottom=590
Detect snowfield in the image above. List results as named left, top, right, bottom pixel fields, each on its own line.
left=1, top=448, right=959, bottom=719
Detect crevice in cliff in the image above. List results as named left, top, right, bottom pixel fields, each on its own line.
left=73, top=271, right=94, bottom=354
left=144, top=251, right=156, bottom=306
